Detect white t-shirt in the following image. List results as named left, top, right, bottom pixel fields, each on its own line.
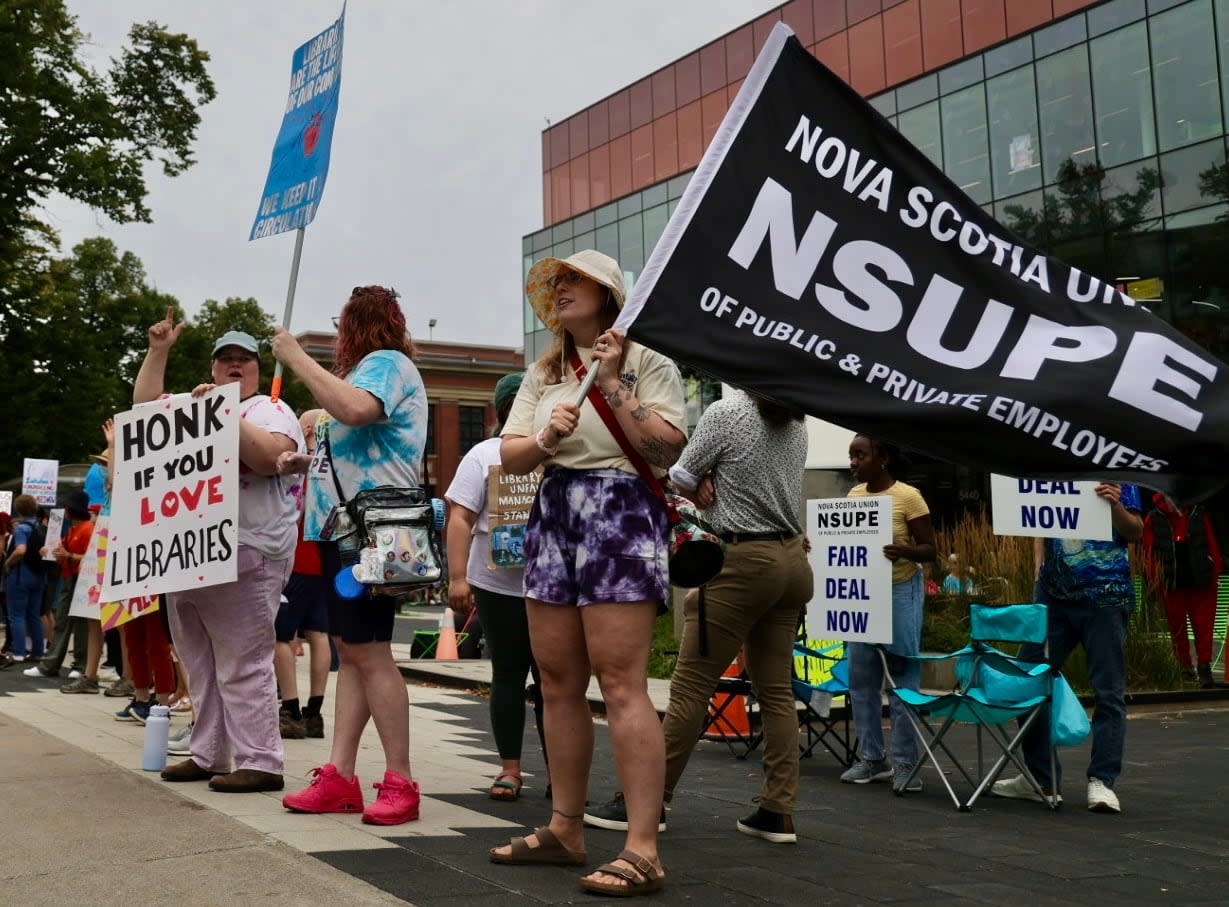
left=237, top=394, right=306, bottom=560
left=502, top=343, right=686, bottom=477
left=444, top=438, right=525, bottom=598
left=303, top=350, right=428, bottom=540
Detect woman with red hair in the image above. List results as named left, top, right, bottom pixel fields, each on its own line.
left=272, top=285, right=428, bottom=825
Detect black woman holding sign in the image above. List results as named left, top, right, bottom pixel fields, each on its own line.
left=491, top=250, right=686, bottom=898
left=840, top=434, right=936, bottom=794
left=134, top=310, right=304, bottom=793
left=273, top=286, right=427, bottom=827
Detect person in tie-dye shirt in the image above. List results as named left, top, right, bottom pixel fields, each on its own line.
left=272, top=285, right=427, bottom=827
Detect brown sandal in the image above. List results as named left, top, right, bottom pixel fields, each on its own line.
left=489, top=825, right=587, bottom=866
left=579, top=849, right=665, bottom=897
left=488, top=771, right=522, bottom=801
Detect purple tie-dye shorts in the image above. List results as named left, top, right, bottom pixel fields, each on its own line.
left=523, top=467, right=669, bottom=607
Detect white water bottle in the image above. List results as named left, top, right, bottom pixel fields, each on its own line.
left=142, top=705, right=171, bottom=771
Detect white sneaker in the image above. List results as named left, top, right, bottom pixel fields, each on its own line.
left=68, top=669, right=82, bottom=679
left=1087, top=778, right=1120, bottom=813
left=98, top=667, right=120, bottom=683
left=22, top=665, right=45, bottom=678
left=991, top=774, right=1062, bottom=803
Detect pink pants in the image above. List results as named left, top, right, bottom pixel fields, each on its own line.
left=1162, top=584, right=1217, bottom=667
left=167, top=545, right=291, bottom=774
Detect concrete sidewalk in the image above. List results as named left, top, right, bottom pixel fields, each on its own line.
left=3, top=651, right=1229, bottom=905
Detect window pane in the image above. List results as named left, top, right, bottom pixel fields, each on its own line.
left=941, top=84, right=991, bottom=204
left=618, top=213, right=644, bottom=273
left=869, top=91, right=896, bottom=117
left=1033, top=16, right=1087, bottom=59
left=1151, top=1, right=1221, bottom=151
left=1038, top=46, right=1097, bottom=185
left=1218, top=0, right=1229, bottom=128
left=1160, top=138, right=1226, bottom=213
left=898, top=100, right=943, bottom=169
left=985, top=36, right=1033, bottom=78
left=643, top=203, right=669, bottom=254
left=1088, top=0, right=1146, bottom=37
left=988, top=65, right=1041, bottom=198
left=459, top=406, right=487, bottom=454
left=897, top=74, right=938, bottom=111
left=595, top=222, right=619, bottom=258
left=939, top=57, right=985, bottom=96
left=1102, top=158, right=1162, bottom=231
left=994, top=189, right=1047, bottom=249
left=1091, top=22, right=1156, bottom=168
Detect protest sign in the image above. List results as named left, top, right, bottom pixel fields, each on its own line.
left=614, top=23, right=1229, bottom=505
left=68, top=515, right=158, bottom=627
left=990, top=475, right=1112, bottom=540
left=42, top=509, right=64, bottom=561
left=485, top=466, right=541, bottom=569
left=22, top=458, right=58, bottom=505
left=250, top=8, right=345, bottom=240
left=0, top=491, right=12, bottom=516
left=103, top=385, right=240, bottom=601
left=807, top=496, right=893, bottom=643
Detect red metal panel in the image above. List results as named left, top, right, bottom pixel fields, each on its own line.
left=921, top=0, right=964, bottom=71
left=1005, top=0, right=1053, bottom=35
left=847, top=0, right=884, bottom=25
left=700, top=41, right=727, bottom=95
left=782, top=0, right=815, bottom=46
left=726, top=24, right=755, bottom=83
left=549, top=125, right=568, bottom=170
left=814, top=32, right=852, bottom=86
left=589, top=144, right=611, bottom=209
left=550, top=163, right=570, bottom=223
left=700, top=88, right=729, bottom=148
left=609, top=90, right=631, bottom=140
left=677, top=100, right=704, bottom=170
left=848, top=15, right=887, bottom=95
left=753, top=9, right=784, bottom=53
left=570, top=152, right=590, bottom=215
left=653, top=113, right=679, bottom=182
left=589, top=100, right=610, bottom=149
left=568, top=114, right=588, bottom=161
left=630, top=77, right=653, bottom=130
left=884, top=0, right=924, bottom=88
left=962, top=0, right=1007, bottom=54
left=631, top=124, right=654, bottom=190
left=609, top=133, right=632, bottom=199
left=815, top=0, right=848, bottom=41
left=676, top=52, right=702, bottom=107
left=652, top=68, right=676, bottom=119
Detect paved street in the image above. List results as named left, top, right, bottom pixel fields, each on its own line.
left=2, top=619, right=1228, bottom=905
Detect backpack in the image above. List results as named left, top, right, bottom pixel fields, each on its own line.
left=10, top=519, right=49, bottom=575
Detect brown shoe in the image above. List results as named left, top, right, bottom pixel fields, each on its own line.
left=280, top=709, right=306, bottom=739
left=161, top=758, right=221, bottom=783
left=209, top=769, right=285, bottom=793
left=304, top=713, right=324, bottom=739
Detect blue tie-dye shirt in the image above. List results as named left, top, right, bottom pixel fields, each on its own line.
left=302, top=349, right=427, bottom=541
left=1038, top=483, right=1142, bottom=608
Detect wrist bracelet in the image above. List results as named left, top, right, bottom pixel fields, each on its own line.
left=535, top=428, right=559, bottom=456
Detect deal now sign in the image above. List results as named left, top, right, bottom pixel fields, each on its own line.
left=990, top=475, right=1112, bottom=541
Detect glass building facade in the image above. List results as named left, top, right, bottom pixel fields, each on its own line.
left=525, top=0, right=1229, bottom=370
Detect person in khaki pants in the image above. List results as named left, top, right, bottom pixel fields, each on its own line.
left=585, top=390, right=813, bottom=844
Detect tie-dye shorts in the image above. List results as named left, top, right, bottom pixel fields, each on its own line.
left=523, top=467, right=669, bottom=606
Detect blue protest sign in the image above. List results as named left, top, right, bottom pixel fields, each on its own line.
left=250, top=8, right=345, bottom=241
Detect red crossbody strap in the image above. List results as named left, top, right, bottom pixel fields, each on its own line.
left=569, top=351, right=665, bottom=502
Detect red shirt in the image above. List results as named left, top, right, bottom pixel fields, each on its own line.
left=61, top=520, right=95, bottom=579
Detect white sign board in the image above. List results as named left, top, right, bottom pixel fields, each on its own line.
left=22, top=458, right=58, bottom=505
left=990, top=475, right=1112, bottom=541
left=42, top=509, right=64, bottom=561
left=807, top=496, right=894, bottom=644
left=0, top=491, right=11, bottom=516
left=103, top=385, right=240, bottom=600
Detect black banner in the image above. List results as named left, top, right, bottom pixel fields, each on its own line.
left=616, top=24, right=1229, bottom=504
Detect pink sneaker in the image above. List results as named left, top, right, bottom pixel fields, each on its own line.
left=282, top=764, right=364, bottom=813
left=361, top=771, right=420, bottom=825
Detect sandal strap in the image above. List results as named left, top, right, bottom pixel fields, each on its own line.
left=607, top=849, right=661, bottom=882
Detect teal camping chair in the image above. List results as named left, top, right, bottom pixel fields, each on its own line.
left=792, top=640, right=855, bottom=766
left=882, top=603, right=1088, bottom=811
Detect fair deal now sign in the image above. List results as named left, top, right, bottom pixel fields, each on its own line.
left=990, top=474, right=1112, bottom=540
left=807, top=496, right=893, bottom=644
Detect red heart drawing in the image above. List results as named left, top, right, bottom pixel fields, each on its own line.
left=224, top=408, right=231, bottom=415
left=198, top=576, right=204, bottom=581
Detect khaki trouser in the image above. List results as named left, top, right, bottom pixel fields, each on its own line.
left=663, top=535, right=813, bottom=814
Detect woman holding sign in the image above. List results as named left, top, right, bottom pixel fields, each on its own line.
left=840, top=434, right=936, bottom=795
left=491, top=250, right=685, bottom=897
left=273, top=285, right=427, bottom=827
left=444, top=372, right=547, bottom=801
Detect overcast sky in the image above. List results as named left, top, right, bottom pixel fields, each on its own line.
left=47, top=1, right=777, bottom=349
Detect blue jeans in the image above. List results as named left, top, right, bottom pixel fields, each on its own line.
left=848, top=570, right=923, bottom=766
left=4, top=565, right=46, bottom=659
left=1018, top=589, right=1128, bottom=791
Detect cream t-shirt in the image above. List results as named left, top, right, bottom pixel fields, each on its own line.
left=502, top=343, right=686, bottom=477
left=847, top=480, right=929, bottom=585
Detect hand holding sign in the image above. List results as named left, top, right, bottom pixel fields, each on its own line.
left=148, top=306, right=184, bottom=352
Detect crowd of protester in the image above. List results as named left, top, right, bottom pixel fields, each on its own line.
left=2, top=250, right=1226, bottom=899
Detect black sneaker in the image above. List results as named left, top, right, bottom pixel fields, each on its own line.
left=736, top=807, right=797, bottom=844
left=582, top=792, right=667, bottom=832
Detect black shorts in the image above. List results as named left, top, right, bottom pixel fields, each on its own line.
left=319, top=541, right=396, bottom=645
left=275, top=572, right=330, bottom=642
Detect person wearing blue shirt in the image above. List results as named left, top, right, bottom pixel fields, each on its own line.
left=993, top=482, right=1143, bottom=814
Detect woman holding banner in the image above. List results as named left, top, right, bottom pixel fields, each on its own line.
left=491, top=250, right=685, bottom=897
left=134, top=315, right=304, bottom=794
left=840, top=434, right=936, bottom=794
left=273, top=285, right=428, bottom=827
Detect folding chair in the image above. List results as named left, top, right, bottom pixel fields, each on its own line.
left=792, top=640, right=855, bottom=767
left=698, top=660, right=763, bottom=760
left=882, top=603, right=1075, bottom=812
left=1212, top=577, right=1229, bottom=676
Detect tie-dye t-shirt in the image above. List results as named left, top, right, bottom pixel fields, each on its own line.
left=1038, top=483, right=1142, bottom=608
left=302, top=349, right=427, bottom=541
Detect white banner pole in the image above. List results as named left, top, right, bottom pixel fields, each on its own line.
left=270, top=226, right=306, bottom=403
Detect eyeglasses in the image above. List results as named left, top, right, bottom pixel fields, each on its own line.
left=548, top=269, right=589, bottom=290
left=331, top=316, right=341, bottom=329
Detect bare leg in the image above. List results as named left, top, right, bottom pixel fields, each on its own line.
left=582, top=602, right=665, bottom=890
left=305, top=629, right=330, bottom=698
left=328, top=639, right=411, bottom=779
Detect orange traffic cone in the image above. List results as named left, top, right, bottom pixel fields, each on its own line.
left=435, top=607, right=459, bottom=661
left=702, top=659, right=751, bottom=739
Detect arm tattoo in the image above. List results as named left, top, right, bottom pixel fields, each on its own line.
left=630, top=403, right=651, bottom=422
left=639, top=434, right=686, bottom=468
left=605, top=385, right=627, bottom=409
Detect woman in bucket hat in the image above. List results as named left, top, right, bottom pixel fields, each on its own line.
left=490, top=250, right=685, bottom=897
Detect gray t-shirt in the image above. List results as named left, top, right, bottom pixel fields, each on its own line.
left=670, top=391, right=806, bottom=535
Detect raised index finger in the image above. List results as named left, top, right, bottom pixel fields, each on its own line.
left=164, top=305, right=175, bottom=326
